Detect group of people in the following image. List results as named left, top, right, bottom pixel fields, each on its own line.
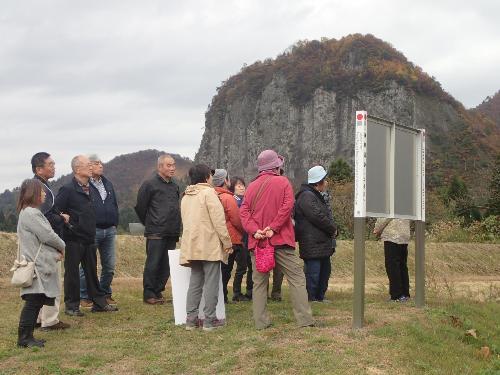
left=14, top=148, right=411, bottom=345
left=15, top=153, right=119, bottom=348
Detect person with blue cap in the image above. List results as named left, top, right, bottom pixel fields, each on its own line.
left=294, top=166, right=337, bottom=302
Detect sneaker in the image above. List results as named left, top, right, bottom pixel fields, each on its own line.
left=106, top=296, right=117, bottom=305
left=203, top=319, right=225, bottom=332
left=65, top=309, right=85, bottom=317
left=232, top=294, right=250, bottom=302
left=91, top=304, right=119, bottom=313
left=185, top=317, right=202, bottom=331
left=41, top=321, right=71, bottom=331
left=80, top=299, right=93, bottom=308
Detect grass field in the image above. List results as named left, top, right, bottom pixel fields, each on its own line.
left=0, top=233, right=499, bottom=374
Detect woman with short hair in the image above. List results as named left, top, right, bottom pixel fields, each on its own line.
left=180, top=164, right=233, bottom=331
left=15, top=179, right=65, bottom=347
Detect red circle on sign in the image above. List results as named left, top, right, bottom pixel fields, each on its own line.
left=356, top=114, right=363, bottom=120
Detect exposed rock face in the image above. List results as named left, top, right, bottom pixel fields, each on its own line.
left=195, top=74, right=465, bottom=185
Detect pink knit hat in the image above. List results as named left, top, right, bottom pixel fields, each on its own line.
left=257, top=150, right=284, bottom=172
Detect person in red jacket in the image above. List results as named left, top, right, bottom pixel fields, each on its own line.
left=213, top=169, right=249, bottom=303
left=240, top=150, right=314, bottom=329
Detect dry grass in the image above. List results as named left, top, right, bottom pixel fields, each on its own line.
left=0, top=233, right=499, bottom=374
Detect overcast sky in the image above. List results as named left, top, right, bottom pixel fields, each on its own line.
left=1, top=0, right=499, bottom=191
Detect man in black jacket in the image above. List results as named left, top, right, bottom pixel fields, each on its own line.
left=31, top=152, right=70, bottom=331
left=55, top=155, right=118, bottom=315
left=135, top=154, right=181, bottom=305
left=294, top=166, right=337, bottom=302
left=79, top=155, right=119, bottom=307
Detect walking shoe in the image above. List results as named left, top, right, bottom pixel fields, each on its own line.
left=106, top=296, right=117, bottom=305
left=144, top=297, right=164, bottom=305
left=91, top=304, right=119, bottom=313
left=185, top=317, right=202, bottom=331
left=232, top=294, right=251, bottom=302
left=203, top=319, right=225, bottom=332
left=270, top=296, right=282, bottom=302
left=17, top=326, right=44, bottom=348
left=41, top=321, right=70, bottom=331
left=80, top=299, right=93, bottom=308
left=65, top=309, right=85, bottom=317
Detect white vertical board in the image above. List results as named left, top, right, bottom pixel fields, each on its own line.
left=354, top=111, right=367, bottom=217
left=168, top=249, right=226, bottom=325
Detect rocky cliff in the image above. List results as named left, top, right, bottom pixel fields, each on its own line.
left=195, top=34, right=497, bottom=189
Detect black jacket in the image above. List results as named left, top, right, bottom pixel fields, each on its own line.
left=55, top=177, right=96, bottom=244
left=90, top=176, right=119, bottom=229
left=33, top=175, right=65, bottom=236
left=294, top=184, right=337, bottom=259
left=134, top=174, right=181, bottom=238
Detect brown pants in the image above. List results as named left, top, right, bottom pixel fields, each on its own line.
left=251, top=247, right=313, bottom=329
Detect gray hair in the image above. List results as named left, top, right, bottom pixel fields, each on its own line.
left=158, top=154, right=174, bottom=167
left=88, top=154, right=101, bottom=162
left=71, top=155, right=84, bottom=172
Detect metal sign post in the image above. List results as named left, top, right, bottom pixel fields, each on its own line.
left=353, top=111, right=426, bottom=328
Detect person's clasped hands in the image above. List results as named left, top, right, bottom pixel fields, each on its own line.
left=253, top=227, right=274, bottom=240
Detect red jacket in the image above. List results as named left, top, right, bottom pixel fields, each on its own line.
left=215, top=187, right=244, bottom=245
left=240, top=171, right=296, bottom=250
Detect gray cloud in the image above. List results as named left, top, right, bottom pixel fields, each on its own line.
left=1, top=0, right=499, bottom=190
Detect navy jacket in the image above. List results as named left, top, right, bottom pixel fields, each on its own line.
left=55, top=177, right=96, bottom=244
left=90, top=176, right=119, bottom=229
left=33, top=174, right=65, bottom=236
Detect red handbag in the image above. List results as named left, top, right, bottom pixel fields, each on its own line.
left=254, top=239, right=275, bottom=273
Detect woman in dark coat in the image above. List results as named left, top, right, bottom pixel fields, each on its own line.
left=294, top=166, right=337, bottom=302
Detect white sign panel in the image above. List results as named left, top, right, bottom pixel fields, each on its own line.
left=354, top=112, right=425, bottom=221
left=168, top=249, right=226, bottom=325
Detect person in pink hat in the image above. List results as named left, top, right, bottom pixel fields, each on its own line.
left=240, top=150, right=314, bottom=329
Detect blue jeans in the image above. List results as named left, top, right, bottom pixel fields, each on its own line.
left=80, top=227, right=116, bottom=299
left=304, top=256, right=332, bottom=301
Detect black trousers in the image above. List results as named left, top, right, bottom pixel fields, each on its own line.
left=246, top=252, right=253, bottom=296
left=384, top=241, right=410, bottom=300
left=19, top=294, right=47, bottom=328
left=64, top=241, right=107, bottom=310
left=221, top=244, right=248, bottom=300
left=143, top=237, right=176, bottom=300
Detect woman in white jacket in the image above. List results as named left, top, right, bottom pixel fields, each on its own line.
left=15, top=179, right=65, bottom=348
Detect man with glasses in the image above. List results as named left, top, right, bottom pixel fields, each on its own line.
left=55, top=155, right=118, bottom=316
left=31, top=152, right=70, bottom=331
left=79, top=155, right=119, bottom=308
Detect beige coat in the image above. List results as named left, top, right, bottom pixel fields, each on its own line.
left=179, top=183, right=232, bottom=266
left=374, top=218, right=411, bottom=244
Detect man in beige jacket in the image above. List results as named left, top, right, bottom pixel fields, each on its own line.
left=180, top=164, right=233, bottom=331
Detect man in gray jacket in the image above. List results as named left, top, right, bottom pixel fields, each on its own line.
left=31, top=152, right=70, bottom=331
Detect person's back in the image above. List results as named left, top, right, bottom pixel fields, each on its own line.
left=241, top=172, right=295, bottom=250
left=180, top=183, right=232, bottom=265
left=180, top=164, right=232, bottom=331
left=239, top=149, right=313, bottom=330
